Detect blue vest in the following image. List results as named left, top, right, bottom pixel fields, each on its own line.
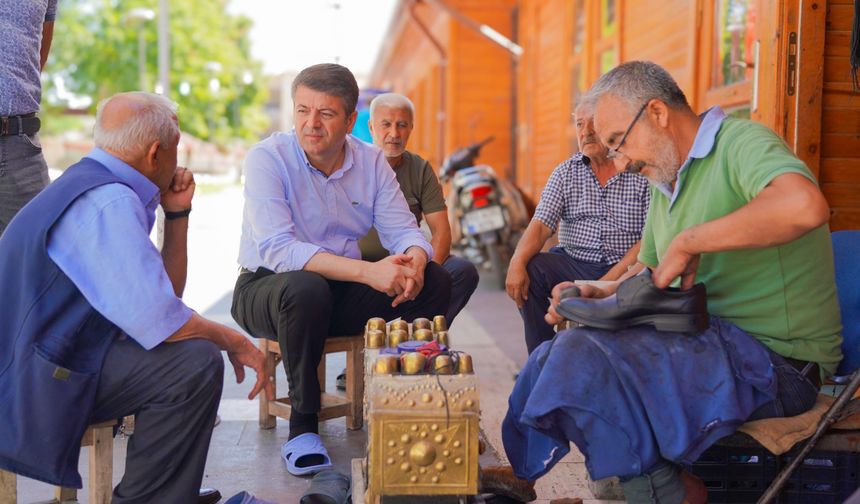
left=0, top=159, right=129, bottom=487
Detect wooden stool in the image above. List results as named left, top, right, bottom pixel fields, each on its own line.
left=259, top=335, right=365, bottom=430
left=0, top=420, right=117, bottom=504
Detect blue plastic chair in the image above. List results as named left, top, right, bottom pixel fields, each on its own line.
left=758, top=231, right=860, bottom=502
left=832, top=230, right=860, bottom=378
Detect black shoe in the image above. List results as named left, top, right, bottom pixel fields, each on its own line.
left=556, top=269, right=709, bottom=334
left=335, top=368, right=346, bottom=391
left=199, top=487, right=222, bottom=504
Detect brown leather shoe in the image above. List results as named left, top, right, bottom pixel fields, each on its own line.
left=199, top=487, right=222, bottom=504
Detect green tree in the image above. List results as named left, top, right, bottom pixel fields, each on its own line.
left=48, top=0, right=269, bottom=143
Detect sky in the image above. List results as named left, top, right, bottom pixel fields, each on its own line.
left=227, top=0, right=398, bottom=81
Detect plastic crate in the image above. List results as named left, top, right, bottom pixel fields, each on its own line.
left=690, top=444, right=860, bottom=503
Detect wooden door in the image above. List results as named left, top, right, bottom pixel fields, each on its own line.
left=695, top=0, right=827, bottom=175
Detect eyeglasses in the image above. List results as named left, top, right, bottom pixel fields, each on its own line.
left=608, top=101, right=648, bottom=160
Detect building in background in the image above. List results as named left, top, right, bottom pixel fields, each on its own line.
left=370, top=0, right=518, bottom=181
left=371, top=0, right=860, bottom=230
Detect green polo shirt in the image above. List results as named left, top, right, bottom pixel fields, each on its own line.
left=638, top=111, right=843, bottom=375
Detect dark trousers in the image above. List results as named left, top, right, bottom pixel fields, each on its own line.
left=442, top=255, right=479, bottom=323
left=0, top=133, right=49, bottom=236
left=91, top=337, right=224, bottom=504
left=230, top=263, right=451, bottom=414
left=521, top=247, right=612, bottom=353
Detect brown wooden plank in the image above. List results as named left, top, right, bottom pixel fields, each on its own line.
left=0, top=471, right=15, bottom=503
left=821, top=133, right=860, bottom=158
left=824, top=55, right=854, bottom=83
left=826, top=4, right=856, bottom=31
left=822, top=108, right=860, bottom=134
left=820, top=158, right=860, bottom=184
left=89, top=424, right=114, bottom=504
left=822, top=182, right=860, bottom=206
left=829, top=208, right=860, bottom=230
left=824, top=31, right=851, bottom=57
left=823, top=89, right=860, bottom=107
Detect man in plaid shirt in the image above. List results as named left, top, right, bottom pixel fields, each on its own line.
left=506, top=103, right=650, bottom=353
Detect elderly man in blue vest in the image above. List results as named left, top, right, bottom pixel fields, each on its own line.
left=0, top=92, right=273, bottom=503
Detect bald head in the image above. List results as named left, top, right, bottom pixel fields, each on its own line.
left=94, top=92, right=179, bottom=163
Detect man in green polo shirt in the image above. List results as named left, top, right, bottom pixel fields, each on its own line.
left=503, top=61, right=842, bottom=504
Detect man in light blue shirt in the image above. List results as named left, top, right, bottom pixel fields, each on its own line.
left=231, top=64, right=451, bottom=476
left=0, top=92, right=272, bottom=503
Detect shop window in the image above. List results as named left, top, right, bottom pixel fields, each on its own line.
left=601, top=0, right=617, bottom=38
left=713, top=0, right=756, bottom=87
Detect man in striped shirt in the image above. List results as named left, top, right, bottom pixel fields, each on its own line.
left=505, top=103, right=650, bottom=353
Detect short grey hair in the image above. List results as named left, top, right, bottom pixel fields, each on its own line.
left=94, top=92, right=179, bottom=159
left=369, top=93, right=415, bottom=120
left=584, top=61, right=690, bottom=113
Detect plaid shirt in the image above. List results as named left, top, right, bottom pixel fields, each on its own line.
left=533, top=153, right=650, bottom=264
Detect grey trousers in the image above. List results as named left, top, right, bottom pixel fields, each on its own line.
left=0, top=133, right=49, bottom=236
left=91, top=337, right=224, bottom=504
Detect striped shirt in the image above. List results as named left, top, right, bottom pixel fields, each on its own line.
left=533, top=153, right=650, bottom=264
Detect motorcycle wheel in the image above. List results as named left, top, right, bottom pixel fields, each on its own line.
left=487, top=242, right=510, bottom=290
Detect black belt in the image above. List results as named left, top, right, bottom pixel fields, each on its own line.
left=0, top=114, right=40, bottom=137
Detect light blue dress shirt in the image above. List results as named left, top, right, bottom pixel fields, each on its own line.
left=655, top=106, right=727, bottom=203
left=46, top=148, right=193, bottom=350
left=238, top=132, right=433, bottom=272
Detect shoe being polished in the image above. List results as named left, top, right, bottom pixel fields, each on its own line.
left=199, top=487, right=222, bottom=504
left=556, top=269, right=709, bottom=334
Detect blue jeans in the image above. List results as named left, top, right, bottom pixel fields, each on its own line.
left=442, top=255, right=479, bottom=323
left=0, top=133, right=49, bottom=236
left=520, top=246, right=611, bottom=353
left=619, top=347, right=819, bottom=504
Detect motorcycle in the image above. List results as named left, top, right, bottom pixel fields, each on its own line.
left=440, top=137, right=528, bottom=289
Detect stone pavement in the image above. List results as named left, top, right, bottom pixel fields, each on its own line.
left=14, top=182, right=621, bottom=503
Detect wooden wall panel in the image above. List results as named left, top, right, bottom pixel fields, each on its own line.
left=448, top=3, right=516, bottom=179
left=622, top=0, right=696, bottom=102
left=515, top=0, right=571, bottom=204
left=820, top=0, right=860, bottom=230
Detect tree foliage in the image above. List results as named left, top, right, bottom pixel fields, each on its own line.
left=48, top=0, right=269, bottom=143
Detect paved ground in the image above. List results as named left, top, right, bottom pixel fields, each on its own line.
left=15, top=182, right=621, bottom=503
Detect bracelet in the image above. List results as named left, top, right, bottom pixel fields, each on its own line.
left=164, top=207, right=191, bottom=220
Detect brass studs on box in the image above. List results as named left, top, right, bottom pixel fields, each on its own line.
left=367, top=317, right=387, bottom=332
left=374, top=355, right=399, bottom=375
left=366, top=329, right=386, bottom=349
left=412, top=318, right=432, bottom=331
left=389, top=329, right=408, bottom=348
left=413, top=328, right=434, bottom=342
left=400, top=352, right=426, bottom=375
left=457, top=353, right=474, bottom=374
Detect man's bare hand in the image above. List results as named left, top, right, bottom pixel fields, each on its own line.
left=366, top=254, right=415, bottom=299
left=652, top=231, right=701, bottom=290
left=505, top=262, right=530, bottom=308
left=161, top=167, right=195, bottom=212
left=226, top=336, right=274, bottom=401
left=392, top=247, right=428, bottom=307
left=544, top=281, right=611, bottom=326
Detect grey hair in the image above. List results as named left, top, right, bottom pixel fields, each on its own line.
left=94, top=92, right=179, bottom=159
left=584, top=61, right=690, bottom=113
left=369, top=93, right=415, bottom=120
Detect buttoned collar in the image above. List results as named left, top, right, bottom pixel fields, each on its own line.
left=655, top=106, right=727, bottom=203
left=292, top=131, right=357, bottom=180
